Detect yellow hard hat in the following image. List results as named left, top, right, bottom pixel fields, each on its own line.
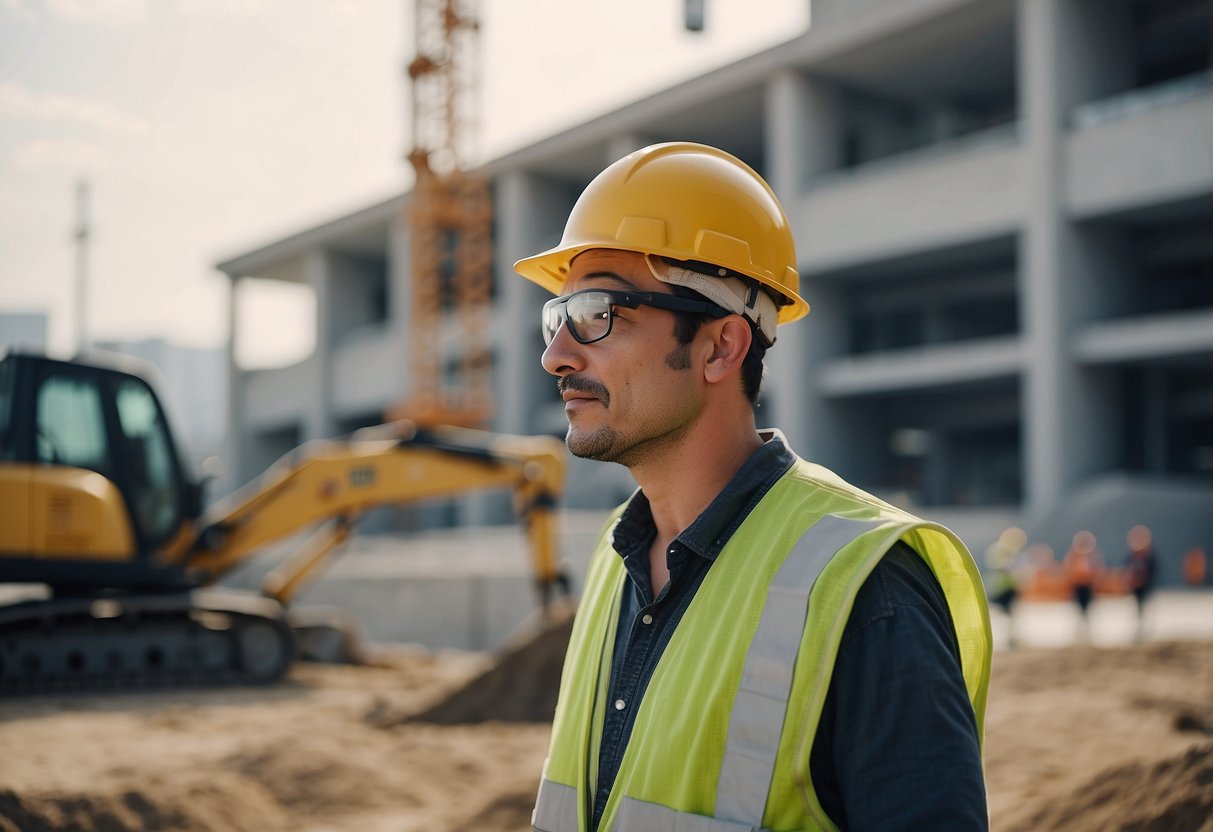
left=513, top=142, right=809, bottom=325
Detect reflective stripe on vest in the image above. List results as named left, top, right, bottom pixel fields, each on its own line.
left=533, top=515, right=889, bottom=832
left=616, top=796, right=761, bottom=831
left=533, top=778, right=579, bottom=832
left=715, top=515, right=887, bottom=826
left=535, top=784, right=764, bottom=832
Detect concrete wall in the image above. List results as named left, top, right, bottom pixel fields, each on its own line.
left=799, top=135, right=1023, bottom=274
left=223, top=511, right=610, bottom=650
left=1067, top=87, right=1213, bottom=217
left=819, top=336, right=1022, bottom=397
left=331, top=325, right=405, bottom=418
left=0, top=312, right=48, bottom=350
left=243, top=359, right=312, bottom=432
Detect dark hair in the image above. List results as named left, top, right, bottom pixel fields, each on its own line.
left=666, top=283, right=767, bottom=403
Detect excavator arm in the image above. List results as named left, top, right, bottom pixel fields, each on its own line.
left=183, top=421, right=568, bottom=606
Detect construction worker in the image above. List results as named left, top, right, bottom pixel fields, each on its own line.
left=1124, top=525, right=1158, bottom=641
left=986, top=526, right=1027, bottom=647
left=516, top=142, right=992, bottom=831
left=1183, top=546, right=1207, bottom=587
left=1064, top=530, right=1101, bottom=639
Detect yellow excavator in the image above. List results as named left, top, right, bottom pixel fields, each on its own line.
left=0, top=349, right=567, bottom=694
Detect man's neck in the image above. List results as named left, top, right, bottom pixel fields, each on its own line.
left=630, top=419, right=764, bottom=547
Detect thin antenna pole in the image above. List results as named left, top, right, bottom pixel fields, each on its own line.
left=73, top=178, right=90, bottom=354
left=685, top=0, right=705, bottom=31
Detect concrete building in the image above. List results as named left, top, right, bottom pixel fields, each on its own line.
left=0, top=312, right=49, bottom=351
left=217, top=0, right=1213, bottom=572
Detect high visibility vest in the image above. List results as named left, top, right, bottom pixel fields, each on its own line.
left=533, top=458, right=992, bottom=832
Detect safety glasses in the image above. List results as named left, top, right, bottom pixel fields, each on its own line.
left=542, top=289, right=729, bottom=346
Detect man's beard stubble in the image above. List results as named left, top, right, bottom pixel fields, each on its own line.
left=557, top=375, right=621, bottom=462
left=558, top=342, right=694, bottom=465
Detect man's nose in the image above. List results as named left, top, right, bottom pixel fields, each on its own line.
left=541, top=322, right=585, bottom=377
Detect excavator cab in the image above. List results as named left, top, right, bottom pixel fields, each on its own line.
left=0, top=350, right=204, bottom=592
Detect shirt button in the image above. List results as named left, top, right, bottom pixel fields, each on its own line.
left=641, top=614, right=654, bottom=625
left=614, top=699, right=626, bottom=711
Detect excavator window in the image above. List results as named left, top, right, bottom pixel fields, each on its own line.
left=35, top=373, right=111, bottom=476
left=114, top=378, right=182, bottom=541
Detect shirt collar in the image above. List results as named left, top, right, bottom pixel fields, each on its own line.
left=611, top=429, right=796, bottom=562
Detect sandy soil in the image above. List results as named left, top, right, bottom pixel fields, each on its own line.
left=1, top=627, right=1211, bottom=831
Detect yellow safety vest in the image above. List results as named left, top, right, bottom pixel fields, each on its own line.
left=533, top=458, right=991, bottom=832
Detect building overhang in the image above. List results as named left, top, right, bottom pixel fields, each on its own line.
left=215, top=192, right=406, bottom=280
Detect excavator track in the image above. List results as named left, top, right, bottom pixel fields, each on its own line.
left=0, top=589, right=294, bottom=696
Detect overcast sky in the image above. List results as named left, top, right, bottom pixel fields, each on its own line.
left=0, top=0, right=806, bottom=367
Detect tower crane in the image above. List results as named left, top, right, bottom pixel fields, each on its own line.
left=395, top=0, right=494, bottom=428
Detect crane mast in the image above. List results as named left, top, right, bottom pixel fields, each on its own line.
left=399, top=0, right=493, bottom=428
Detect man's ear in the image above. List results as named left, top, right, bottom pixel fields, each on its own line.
left=703, top=316, right=753, bottom=386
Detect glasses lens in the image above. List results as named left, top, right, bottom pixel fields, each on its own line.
left=543, top=292, right=612, bottom=345
left=566, top=293, right=611, bottom=343
left=542, top=299, right=564, bottom=345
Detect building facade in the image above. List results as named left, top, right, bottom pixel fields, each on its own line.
left=217, top=0, right=1213, bottom=572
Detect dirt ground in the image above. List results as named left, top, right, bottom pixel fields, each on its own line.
left=1, top=622, right=1211, bottom=831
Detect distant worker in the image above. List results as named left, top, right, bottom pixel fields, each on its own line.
left=1064, top=530, right=1101, bottom=639
left=1022, top=542, right=1064, bottom=602
left=986, top=526, right=1027, bottom=647
left=1124, top=525, right=1158, bottom=641
left=1183, top=547, right=1207, bottom=587
left=517, top=142, right=992, bottom=831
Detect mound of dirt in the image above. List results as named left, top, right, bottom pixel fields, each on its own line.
left=985, top=640, right=1213, bottom=831
left=404, top=603, right=575, bottom=725
left=0, top=780, right=286, bottom=832
left=2, top=635, right=1211, bottom=831
left=1018, top=743, right=1213, bottom=832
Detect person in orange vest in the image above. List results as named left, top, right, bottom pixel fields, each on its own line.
left=1064, top=530, right=1101, bottom=638
left=1183, top=547, right=1207, bottom=587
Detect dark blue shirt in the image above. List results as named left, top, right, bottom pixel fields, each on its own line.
left=591, top=432, right=987, bottom=831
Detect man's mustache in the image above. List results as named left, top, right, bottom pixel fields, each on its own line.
left=558, top=376, right=610, bottom=407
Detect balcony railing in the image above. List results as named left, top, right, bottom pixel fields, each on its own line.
left=1071, top=69, right=1213, bottom=130
left=811, top=120, right=1020, bottom=188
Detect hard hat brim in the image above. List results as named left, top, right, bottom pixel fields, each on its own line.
left=514, top=242, right=809, bottom=324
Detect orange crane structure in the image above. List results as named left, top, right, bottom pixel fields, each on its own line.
left=397, top=0, right=494, bottom=428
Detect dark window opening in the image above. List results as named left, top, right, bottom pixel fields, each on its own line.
left=1131, top=0, right=1213, bottom=88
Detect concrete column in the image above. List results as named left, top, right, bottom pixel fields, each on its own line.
left=492, top=168, right=565, bottom=435
left=605, top=133, right=649, bottom=164
left=767, top=69, right=844, bottom=191
left=764, top=69, right=847, bottom=465
left=220, top=274, right=245, bottom=494
left=303, top=250, right=336, bottom=441
left=1019, top=0, right=1068, bottom=525
left=1017, top=0, right=1128, bottom=525
left=387, top=207, right=412, bottom=405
